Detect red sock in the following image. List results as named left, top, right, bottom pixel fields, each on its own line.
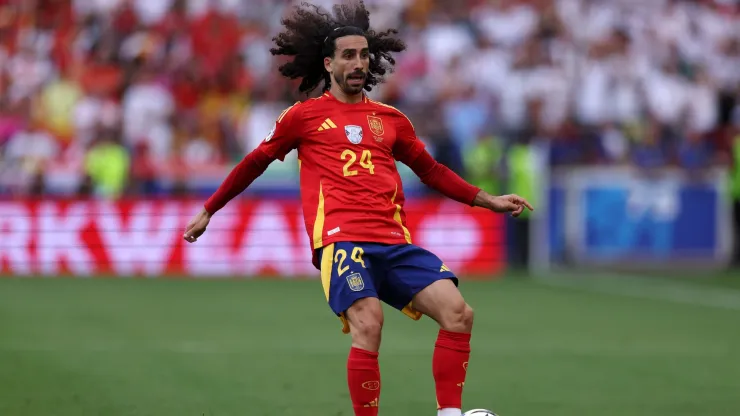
left=347, top=347, right=381, bottom=415
left=433, top=329, right=471, bottom=409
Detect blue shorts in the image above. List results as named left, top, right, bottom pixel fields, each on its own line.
left=318, top=242, right=458, bottom=333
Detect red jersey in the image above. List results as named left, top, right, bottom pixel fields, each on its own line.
left=204, top=91, right=480, bottom=270
left=257, top=92, right=427, bottom=266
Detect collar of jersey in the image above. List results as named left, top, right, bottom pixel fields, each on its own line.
left=323, top=90, right=369, bottom=104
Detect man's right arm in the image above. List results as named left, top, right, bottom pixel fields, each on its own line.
left=203, top=148, right=274, bottom=215
left=203, top=102, right=302, bottom=216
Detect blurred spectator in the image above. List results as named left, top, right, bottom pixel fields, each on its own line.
left=631, top=120, right=672, bottom=171
left=2, top=115, right=59, bottom=194
left=121, top=64, right=174, bottom=160
left=678, top=131, right=712, bottom=171
left=463, top=134, right=503, bottom=196
left=129, top=140, right=157, bottom=195
left=36, top=63, right=83, bottom=142
left=0, top=0, right=738, bottom=198
left=84, top=129, right=130, bottom=198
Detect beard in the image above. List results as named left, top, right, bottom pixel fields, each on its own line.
left=334, top=71, right=366, bottom=95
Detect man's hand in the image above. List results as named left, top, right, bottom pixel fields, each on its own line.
left=473, top=191, right=534, bottom=217
left=183, top=208, right=212, bottom=243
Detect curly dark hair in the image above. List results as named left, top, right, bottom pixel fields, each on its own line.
left=270, top=1, right=406, bottom=94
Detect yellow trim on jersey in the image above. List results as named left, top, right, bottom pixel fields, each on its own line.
left=391, top=184, right=412, bottom=244
left=312, top=182, right=326, bottom=249
left=277, top=101, right=300, bottom=123
left=320, top=243, right=334, bottom=301
left=368, top=99, right=414, bottom=129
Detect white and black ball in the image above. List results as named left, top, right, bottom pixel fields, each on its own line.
left=463, top=410, right=498, bottom=416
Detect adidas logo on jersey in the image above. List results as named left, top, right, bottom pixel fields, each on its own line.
left=317, top=118, right=337, bottom=131
left=440, top=264, right=451, bottom=273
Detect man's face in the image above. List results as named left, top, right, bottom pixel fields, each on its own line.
left=325, top=35, right=370, bottom=95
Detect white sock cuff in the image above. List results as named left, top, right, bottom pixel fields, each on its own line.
left=438, top=408, right=462, bottom=416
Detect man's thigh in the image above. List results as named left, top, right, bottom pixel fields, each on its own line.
left=410, top=278, right=466, bottom=325
left=319, top=242, right=382, bottom=333
left=379, top=244, right=458, bottom=317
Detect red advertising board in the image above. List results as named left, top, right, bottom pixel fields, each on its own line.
left=0, top=199, right=505, bottom=278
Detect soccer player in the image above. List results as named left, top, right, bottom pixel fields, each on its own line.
left=183, top=2, right=533, bottom=415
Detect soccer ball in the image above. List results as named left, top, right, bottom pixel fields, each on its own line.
left=463, top=410, right=497, bottom=416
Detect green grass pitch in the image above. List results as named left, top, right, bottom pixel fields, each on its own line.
left=1, top=273, right=739, bottom=416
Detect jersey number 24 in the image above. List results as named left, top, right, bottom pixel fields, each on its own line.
left=341, top=149, right=375, bottom=176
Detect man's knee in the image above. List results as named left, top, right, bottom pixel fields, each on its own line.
left=352, top=314, right=383, bottom=342
left=441, top=302, right=474, bottom=333
left=347, top=298, right=384, bottom=351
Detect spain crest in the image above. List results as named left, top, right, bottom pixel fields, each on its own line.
left=345, top=125, right=363, bottom=144
left=346, top=272, right=365, bottom=292
left=367, top=115, right=384, bottom=136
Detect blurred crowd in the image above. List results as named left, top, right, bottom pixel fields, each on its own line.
left=1, top=0, right=740, bottom=198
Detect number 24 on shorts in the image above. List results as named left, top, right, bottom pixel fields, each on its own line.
left=334, top=246, right=366, bottom=275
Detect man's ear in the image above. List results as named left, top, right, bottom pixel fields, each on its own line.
left=324, top=56, right=332, bottom=74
